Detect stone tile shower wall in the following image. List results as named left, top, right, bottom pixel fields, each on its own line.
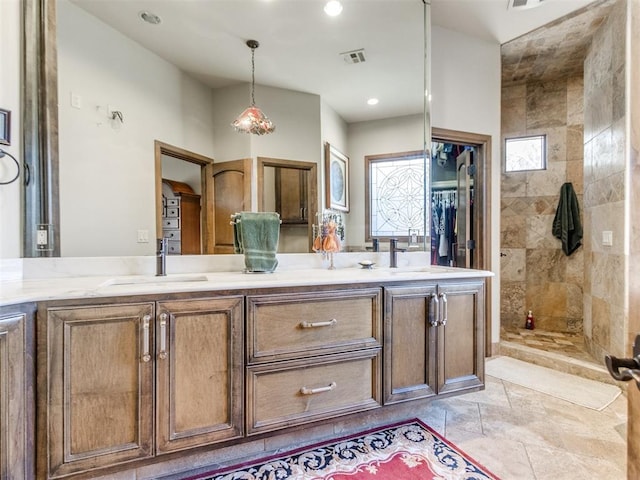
left=583, top=0, right=627, bottom=360
left=500, top=76, right=584, bottom=332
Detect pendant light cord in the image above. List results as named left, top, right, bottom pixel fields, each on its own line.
left=250, top=46, right=256, bottom=106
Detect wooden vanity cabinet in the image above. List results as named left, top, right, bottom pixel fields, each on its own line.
left=28, top=277, right=486, bottom=479
left=245, top=288, right=383, bottom=435
left=39, top=296, right=243, bottom=479
left=0, top=303, right=35, bottom=480
left=383, top=279, right=485, bottom=405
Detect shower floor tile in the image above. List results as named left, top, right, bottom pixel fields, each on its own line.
left=501, top=327, right=598, bottom=365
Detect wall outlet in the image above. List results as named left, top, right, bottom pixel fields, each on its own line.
left=137, top=229, right=149, bottom=243
left=37, top=229, right=48, bottom=245
left=36, top=224, right=53, bottom=251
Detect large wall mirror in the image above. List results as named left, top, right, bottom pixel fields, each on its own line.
left=23, top=0, right=430, bottom=257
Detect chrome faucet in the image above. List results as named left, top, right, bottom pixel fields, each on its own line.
left=156, top=238, right=168, bottom=276
left=389, top=238, right=406, bottom=268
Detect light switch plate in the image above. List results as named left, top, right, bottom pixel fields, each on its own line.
left=137, top=229, right=149, bottom=243
left=602, top=230, right=613, bottom=247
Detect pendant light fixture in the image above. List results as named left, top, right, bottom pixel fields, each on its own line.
left=232, top=39, right=275, bottom=135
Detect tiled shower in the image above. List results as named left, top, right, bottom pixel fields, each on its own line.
left=500, top=0, right=628, bottom=363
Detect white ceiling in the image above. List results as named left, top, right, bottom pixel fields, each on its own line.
left=69, top=0, right=597, bottom=123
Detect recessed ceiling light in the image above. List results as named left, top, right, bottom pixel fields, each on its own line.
left=367, top=98, right=379, bottom=106
left=324, top=1, right=343, bottom=17
left=139, top=11, right=162, bottom=25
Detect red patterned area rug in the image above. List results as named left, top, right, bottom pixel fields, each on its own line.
left=183, top=419, right=500, bottom=480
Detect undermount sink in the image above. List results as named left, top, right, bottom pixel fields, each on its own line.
left=100, top=274, right=209, bottom=287
left=387, top=266, right=460, bottom=274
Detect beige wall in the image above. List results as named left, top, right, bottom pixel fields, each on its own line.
left=583, top=0, right=627, bottom=360
left=500, top=76, right=585, bottom=332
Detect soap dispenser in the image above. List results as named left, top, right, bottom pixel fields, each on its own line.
left=525, top=310, right=535, bottom=330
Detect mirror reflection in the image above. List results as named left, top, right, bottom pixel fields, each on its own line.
left=53, top=0, right=426, bottom=256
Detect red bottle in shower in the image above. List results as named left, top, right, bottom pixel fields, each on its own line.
left=525, top=310, right=535, bottom=330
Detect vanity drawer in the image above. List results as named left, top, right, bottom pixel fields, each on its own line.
left=246, top=349, right=381, bottom=435
left=246, top=288, right=382, bottom=363
left=165, top=198, right=180, bottom=207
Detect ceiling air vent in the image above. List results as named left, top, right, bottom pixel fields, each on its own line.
left=508, top=0, right=544, bottom=10
left=341, top=48, right=366, bottom=64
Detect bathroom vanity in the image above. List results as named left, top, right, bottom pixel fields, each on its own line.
left=0, top=257, right=491, bottom=479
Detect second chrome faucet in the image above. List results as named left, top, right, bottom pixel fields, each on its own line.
left=389, top=238, right=406, bottom=268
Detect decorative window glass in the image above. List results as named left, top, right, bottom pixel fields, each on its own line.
left=366, top=151, right=427, bottom=240
left=504, top=135, right=546, bottom=172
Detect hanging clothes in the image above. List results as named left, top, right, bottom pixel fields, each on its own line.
left=430, top=189, right=457, bottom=266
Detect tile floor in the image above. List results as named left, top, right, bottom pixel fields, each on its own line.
left=418, top=364, right=628, bottom=480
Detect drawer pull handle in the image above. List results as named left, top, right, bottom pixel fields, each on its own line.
left=159, top=313, right=168, bottom=360
left=141, top=315, right=151, bottom=363
left=300, top=319, right=337, bottom=329
left=300, top=382, right=337, bottom=395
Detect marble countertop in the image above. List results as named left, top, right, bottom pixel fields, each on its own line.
left=0, top=253, right=494, bottom=306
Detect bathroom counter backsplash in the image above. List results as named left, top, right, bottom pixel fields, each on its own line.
left=0, top=252, right=493, bottom=306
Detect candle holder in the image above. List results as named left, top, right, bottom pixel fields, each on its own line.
left=312, top=211, right=345, bottom=269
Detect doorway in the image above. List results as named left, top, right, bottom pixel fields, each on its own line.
left=257, top=157, right=318, bottom=253
left=154, top=141, right=214, bottom=254
left=431, top=127, right=492, bottom=353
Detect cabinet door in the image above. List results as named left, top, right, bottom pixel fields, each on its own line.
left=436, top=281, right=485, bottom=395
left=156, top=297, right=243, bottom=454
left=0, top=306, right=35, bottom=480
left=276, top=168, right=307, bottom=224
left=45, top=303, right=155, bottom=478
left=383, top=284, right=438, bottom=404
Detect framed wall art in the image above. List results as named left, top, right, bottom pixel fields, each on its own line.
left=0, top=109, right=10, bottom=146
left=324, top=142, right=349, bottom=212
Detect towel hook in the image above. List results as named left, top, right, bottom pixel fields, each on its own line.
left=0, top=148, right=20, bottom=185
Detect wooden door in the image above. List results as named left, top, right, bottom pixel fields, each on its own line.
left=180, top=192, right=202, bottom=254
left=0, top=306, right=35, bottom=480
left=44, top=303, right=155, bottom=478
left=456, top=149, right=474, bottom=268
left=383, top=284, right=438, bottom=404
left=436, top=281, right=485, bottom=395
left=210, top=159, right=252, bottom=254
left=155, top=297, right=244, bottom=453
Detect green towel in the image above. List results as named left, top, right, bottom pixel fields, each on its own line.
left=552, top=182, right=582, bottom=256
left=232, top=212, right=280, bottom=272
